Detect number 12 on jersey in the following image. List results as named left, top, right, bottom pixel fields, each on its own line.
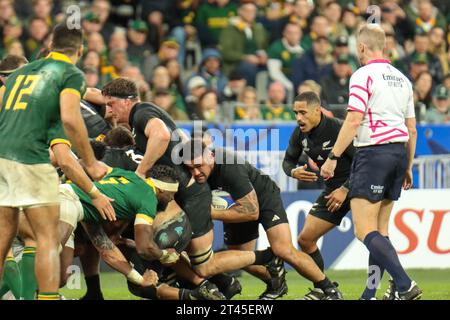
left=5, top=75, right=41, bottom=111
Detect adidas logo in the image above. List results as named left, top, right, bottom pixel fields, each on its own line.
left=272, top=215, right=280, bottom=222
left=317, top=155, right=324, bottom=160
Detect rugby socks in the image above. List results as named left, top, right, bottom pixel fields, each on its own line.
left=20, top=246, right=37, bottom=300
left=209, top=273, right=233, bottom=292
left=361, top=236, right=389, bottom=300
left=308, top=249, right=324, bottom=272
left=0, top=256, right=22, bottom=299
left=80, top=274, right=104, bottom=300
left=363, top=231, right=411, bottom=292
left=179, top=288, right=192, bottom=300
left=37, top=292, right=59, bottom=300
left=253, top=248, right=274, bottom=265
left=313, top=276, right=333, bottom=291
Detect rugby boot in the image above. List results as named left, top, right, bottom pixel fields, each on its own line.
left=259, top=256, right=288, bottom=300
left=394, top=281, right=422, bottom=300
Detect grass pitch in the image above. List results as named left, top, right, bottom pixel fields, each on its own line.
left=60, top=269, right=450, bottom=300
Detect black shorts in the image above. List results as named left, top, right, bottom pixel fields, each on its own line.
left=175, top=179, right=213, bottom=239
left=348, top=143, right=407, bottom=202
left=223, top=193, right=288, bottom=246
left=309, top=188, right=350, bottom=225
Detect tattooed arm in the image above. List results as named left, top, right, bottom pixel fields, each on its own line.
left=81, top=222, right=132, bottom=276
left=211, top=189, right=260, bottom=223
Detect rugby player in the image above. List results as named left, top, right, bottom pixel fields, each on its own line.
left=101, top=78, right=281, bottom=295
left=0, top=22, right=108, bottom=300
left=283, top=91, right=354, bottom=299
left=182, top=139, right=344, bottom=300
left=321, top=24, right=421, bottom=300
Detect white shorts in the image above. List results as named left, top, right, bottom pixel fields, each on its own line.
left=0, top=158, right=59, bottom=208
left=59, top=184, right=84, bottom=249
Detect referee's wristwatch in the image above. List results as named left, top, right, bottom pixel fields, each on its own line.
left=328, top=151, right=340, bottom=160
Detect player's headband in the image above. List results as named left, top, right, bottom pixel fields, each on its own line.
left=109, top=93, right=138, bottom=100
left=149, top=178, right=179, bottom=192
left=0, top=69, right=17, bottom=77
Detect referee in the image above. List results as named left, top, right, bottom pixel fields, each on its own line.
left=321, top=24, right=421, bottom=300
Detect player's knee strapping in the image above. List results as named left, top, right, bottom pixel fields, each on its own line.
left=189, top=246, right=214, bottom=266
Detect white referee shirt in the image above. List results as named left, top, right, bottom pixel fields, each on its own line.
left=347, top=59, right=415, bottom=147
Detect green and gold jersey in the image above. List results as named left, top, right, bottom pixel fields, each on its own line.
left=71, top=168, right=157, bottom=225
left=0, top=51, right=86, bottom=165
left=261, top=103, right=295, bottom=121
left=267, top=39, right=303, bottom=77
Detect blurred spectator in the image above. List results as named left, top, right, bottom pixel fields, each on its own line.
left=219, top=2, right=268, bottom=86
left=408, top=52, right=430, bottom=81
left=414, top=70, right=433, bottom=109
left=2, top=16, right=24, bottom=54
left=380, top=0, right=415, bottom=45
left=127, top=19, right=153, bottom=79
left=83, top=50, right=101, bottom=71
left=323, top=1, right=345, bottom=42
left=82, top=11, right=102, bottom=35
left=193, top=48, right=228, bottom=96
left=196, top=89, right=220, bottom=122
left=120, top=65, right=152, bottom=102
left=254, top=0, right=295, bottom=43
left=87, top=32, right=108, bottom=67
left=402, top=31, right=444, bottom=83
left=147, top=38, right=181, bottom=73
left=24, top=16, right=49, bottom=59
left=101, top=48, right=129, bottom=84
left=297, top=79, right=334, bottom=117
left=109, top=29, right=128, bottom=52
left=221, top=69, right=247, bottom=102
left=385, top=30, right=407, bottom=69
left=164, top=58, right=185, bottom=98
left=407, top=0, right=446, bottom=34
left=83, top=65, right=100, bottom=88
left=196, top=0, right=238, bottom=47
left=261, top=81, right=294, bottom=121
left=6, top=40, right=25, bottom=57
left=340, top=5, right=359, bottom=57
left=0, top=0, right=17, bottom=27
left=300, top=15, right=330, bottom=51
left=428, top=27, right=448, bottom=75
left=185, top=75, right=208, bottom=120
left=320, top=54, right=351, bottom=105
left=333, top=35, right=358, bottom=71
left=424, top=85, right=450, bottom=123
left=91, top=0, right=115, bottom=42
left=109, top=0, right=139, bottom=27
left=284, top=0, right=314, bottom=36
left=151, top=65, right=187, bottom=114
left=267, top=22, right=303, bottom=91
left=235, top=86, right=261, bottom=121
left=153, top=88, right=189, bottom=121
left=292, top=36, right=333, bottom=91
left=31, top=0, right=53, bottom=27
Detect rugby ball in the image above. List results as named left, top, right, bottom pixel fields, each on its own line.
left=211, top=190, right=235, bottom=210
left=153, top=211, right=192, bottom=252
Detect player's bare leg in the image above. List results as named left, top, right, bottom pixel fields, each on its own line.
left=23, top=205, right=60, bottom=297
left=186, top=229, right=273, bottom=278
left=17, top=212, right=38, bottom=299
left=228, top=240, right=270, bottom=282
left=0, top=207, right=19, bottom=280
left=298, top=215, right=335, bottom=271
left=267, top=223, right=324, bottom=281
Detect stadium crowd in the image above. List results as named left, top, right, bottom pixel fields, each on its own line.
left=0, top=0, right=449, bottom=124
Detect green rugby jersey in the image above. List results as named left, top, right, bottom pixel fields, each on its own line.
left=71, top=168, right=157, bottom=225
left=0, top=51, right=86, bottom=164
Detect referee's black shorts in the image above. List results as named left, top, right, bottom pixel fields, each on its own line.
left=348, top=143, right=407, bottom=202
